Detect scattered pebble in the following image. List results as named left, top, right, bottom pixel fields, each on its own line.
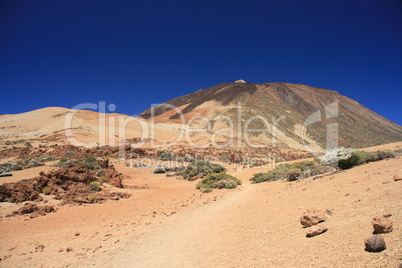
left=306, top=225, right=328, bottom=237
left=393, top=175, right=402, bottom=181
left=35, top=244, right=45, bottom=252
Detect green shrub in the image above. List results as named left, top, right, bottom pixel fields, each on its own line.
left=12, top=164, right=24, bottom=171
left=88, top=193, right=99, bottom=202
left=219, top=156, right=230, bottom=162
left=338, top=150, right=369, bottom=169
left=28, top=159, right=45, bottom=168
left=25, top=142, right=33, bottom=148
left=39, top=156, right=56, bottom=162
left=183, top=154, right=194, bottom=162
left=89, top=181, right=101, bottom=191
left=251, top=172, right=275, bottom=183
left=42, top=186, right=51, bottom=195
left=287, top=169, right=302, bottom=182
left=55, top=159, right=78, bottom=168
left=369, top=150, right=396, bottom=162
left=95, top=169, right=105, bottom=177
left=82, top=156, right=100, bottom=170
left=337, top=150, right=395, bottom=170
left=157, top=150, right=176, bottom=161
left=64, top=150, right=75, bottom=156
left=250, top=160, right=334, bottom=183
left=196, top=173, right=241, bottom=191
left=180, top=161, right=226, bottom=179
left=213, top=179, right=238, bottom=189
left=201, top=187, right=213, bottom=193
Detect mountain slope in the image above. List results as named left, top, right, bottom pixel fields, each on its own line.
left=140, top=81, right=402, bottom=149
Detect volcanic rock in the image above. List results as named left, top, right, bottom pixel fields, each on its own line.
left=364, top=235, right=386, bottom=252
left=300, top=208, right=327, bottom=227
left=372, top=216, right=393, bottom=234
left=306, top=225, right=328, bottom=237
left=393, top=175, right=402, bottom=181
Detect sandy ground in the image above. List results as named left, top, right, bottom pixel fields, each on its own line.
left=0, top=162, right=232, bottom=267
left=0, top=154, right=401, bottom=267
left=362, top=141, right=402, bottom=152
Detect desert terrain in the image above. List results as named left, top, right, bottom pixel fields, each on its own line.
left=0, top=142, right=401, bottom=267
left=0, top=83, right=401, bottom=267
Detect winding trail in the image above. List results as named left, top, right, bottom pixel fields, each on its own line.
left=89, top=168, right=275, bottom=267
left=77, top=158, right=402, bottom=268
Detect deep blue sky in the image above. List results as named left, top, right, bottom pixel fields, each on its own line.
left=1, top=0, right=401, bottom=125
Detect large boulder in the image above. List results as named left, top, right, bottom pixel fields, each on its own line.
left=364, top=235, right=386, bottom=252
left=372, top=216, right=393, bottom=234
left=300, top=208, right=327, bottom=227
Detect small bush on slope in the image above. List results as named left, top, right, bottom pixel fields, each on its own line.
left=250, top=160, right=334, bottom=183
left=196, top=173, right=242, bottom=192
left=179, top=161, right=226, bottom=180
left=322, top=148, right=396, bottom=170
left=81, top=156, right=101, bottom=170
left=55, top=159, right=78, bottom=168
left=157, top=150, right=176, bottom=161
left=89, top=181, right=101, bottom=191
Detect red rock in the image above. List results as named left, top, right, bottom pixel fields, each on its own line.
left=372, top=216, right=393, bottom=234
left=393, top=175, right=402, bottom=181
left=300, top=208, right=327, bottom=227
left=364, top=235, right=386, bottom=252
left=306, top=225, right=328, bottom=237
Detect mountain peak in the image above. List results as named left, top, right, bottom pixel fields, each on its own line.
left=140, top=82, right=402, bottom=149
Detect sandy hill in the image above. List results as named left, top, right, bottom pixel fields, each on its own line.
left=1, top=82, right=401, bottom=152
left=0, top=107, right=186, bottom=149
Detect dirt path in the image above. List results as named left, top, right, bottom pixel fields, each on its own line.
left=77, top=158, right=402, bottom=268
left=80, top=171, right=265, bottom=268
